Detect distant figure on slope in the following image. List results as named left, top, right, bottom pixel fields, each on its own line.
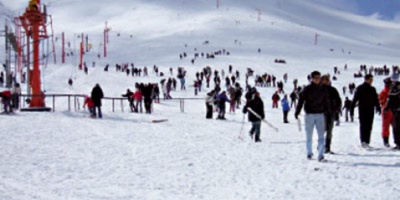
left=351, top=74, right=380, bottom=148
left=205, top=90, right=216, bottom=119
left=295, top=71, right=329, bottom=162
left=91, top=84, right=104, bottom=119
left=281, top=94, right=290, bottom=123
left=379, top=77, right=393, bottom=147
left=216, top=91, right=230, bottom=120
left=122, top=89, right=135, bottom=112
left=68, top=78, right=73, bottom=89
left=243, top=90, right=265, bottom=143
left=11, top=83, right=21, bottom=110
left=272, top=92, right=280, bottom=108
left=342, top=97, right=353, bottom=122
left=83, top=95, right=95, bottom=117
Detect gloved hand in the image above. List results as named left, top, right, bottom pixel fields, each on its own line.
left=376, top=108, right=381, bottom=115
left=295, top=113, right=299, bottom=120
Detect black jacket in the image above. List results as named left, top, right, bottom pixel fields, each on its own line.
left=323, top=85, right=342, bottom=114
left=386, top=82, right=400, bottom=112
left=243, top=96, right=265, bottom=122
left=295, top=82, right=329, bottom=115
left=91, top=85, right=104, bottom=107
left=351, top=82, right=380, bottom=115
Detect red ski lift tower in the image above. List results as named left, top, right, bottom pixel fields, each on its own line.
left=19, top=0, right=51, bottom=111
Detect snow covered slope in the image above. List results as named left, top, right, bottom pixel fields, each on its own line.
left=1, top=0, right=400, bottom=199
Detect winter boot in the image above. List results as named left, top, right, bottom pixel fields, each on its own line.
left=383, top=137, right=390, bottom=147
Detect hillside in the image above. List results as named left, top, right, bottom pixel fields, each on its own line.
left=1, top=1, right=400, bottom=199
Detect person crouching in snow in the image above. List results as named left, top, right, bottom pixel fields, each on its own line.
left=0, top=90, right=12, bottom=113
left=281, top=94, right=290, bottom=123
left=83, top=95, right=95, bottom=117
left=243, top=91, right=265, bottom=142
left=216, top=91, right=230, bottom=119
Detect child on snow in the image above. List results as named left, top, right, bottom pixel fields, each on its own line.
left=83, top=95, right=95, bottom=117
left=281, top=94, right=290, bottom=123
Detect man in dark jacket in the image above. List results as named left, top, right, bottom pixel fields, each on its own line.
left=321, top=75, right=342, bottom=154
left=351, top=74, right=381, bottom=148
left=243, top=91, right=265, bottom=142
left=295, top=71, right=329, bottom=162
left=122, top=89, right=135, bottom=112
left=385, top=79, right=400, bottom=150
left=91, top=84, right=104, bottom=118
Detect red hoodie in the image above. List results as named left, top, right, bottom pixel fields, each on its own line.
left=132, top=91, right=143, bottom=101
left=84, top=97, right=95, bottom=108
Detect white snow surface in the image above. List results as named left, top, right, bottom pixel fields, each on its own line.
left=1, top=0, right=400, bottom=199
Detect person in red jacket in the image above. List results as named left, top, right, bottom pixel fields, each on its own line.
left=83, top=95, right=95, bottom=117
left=272, top=91, right=280, bottom=108
left=132, top=89, right=143, bottom=113
left=0, top=90, right=12, bottom=113
left=379, top=78, right=393, bottom=147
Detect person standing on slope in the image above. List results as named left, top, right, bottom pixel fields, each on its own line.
left=385, top=78, right=400, bottom=150
left=321, top=75, right=342, bottom=154
left=205, top=90, right=216, bottom=119
left=243, top=91, right=265, bottom=143
left=91, top=84, right=104, bottom=119
left=295, top=71, right=329, bottom=162
left=379, top=77, right=393, bottom=147
left=281, top=94, right=290, bottom=123
left=351, top=74, right=381, bottom=148
left=216, top=91, right=230, bottom=120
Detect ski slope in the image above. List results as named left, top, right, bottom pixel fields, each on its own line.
left=1, top=0, right=400, bottom=199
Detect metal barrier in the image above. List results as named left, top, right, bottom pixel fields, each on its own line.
left=16, top=94, right=205, bottom=113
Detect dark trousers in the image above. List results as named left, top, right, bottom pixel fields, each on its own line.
left=283, top=110, right=289, bottom=122
left=359, top=113, right=374, bottom=144
left=93, top=106, right=102, bottom=118
left=392, top=112, right=400, bottom=146
left=206, top=103, right=213, bottom=119
left=250, top=121, right=262, bottom=140
left=325, top=113, right=335, bottom=150
left=144, top=98, right=152, bottom=114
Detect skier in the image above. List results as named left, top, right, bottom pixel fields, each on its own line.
left=351, top=74, right=381, bottom=148
left=205, top=90, right=216, bottom=119
left=321, top=75, right=342, bottom=154
left=385, top=78, right=400, bottom=150
left=281, top=94, right=290, bottom=123
left=243, top=90, right=265, bottom=142
left=295, top=71, right=329, bottom=162
left=91, top=84, right=104, bottom=118
left=379, top=77, right=393, bottom=147
left=83, top=95, right=95, bottom=117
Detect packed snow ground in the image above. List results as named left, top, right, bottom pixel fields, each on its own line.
left=1, top=0, right=400, bottom=199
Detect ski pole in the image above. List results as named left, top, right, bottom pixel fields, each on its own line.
left=247, top=108, right=279, bottom=132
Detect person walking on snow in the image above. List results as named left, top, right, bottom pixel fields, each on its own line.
left=243, top=91, right=265, bottom=143
left=272, top=92, right=280, bottom=108
left=91, top=84, right=104, bottom=118
left=342, top=97, right=353, bottom=122
left=385, top=78, right=400, bottom=150
left=321, top=75, right=342, bottom=154
left=216, top=91, right=230, bottom=120
left=351, top=74, right=381, bottom=148
left=281, top=94, right=290, bottom=123
left=295, top=71, right=329, bottom=162
left=205, top=90, right=216, bottom=119
left=379, top=77, right=393, bottom=147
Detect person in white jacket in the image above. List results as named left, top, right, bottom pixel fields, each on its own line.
left=205, top=90, right=216, bottom=119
